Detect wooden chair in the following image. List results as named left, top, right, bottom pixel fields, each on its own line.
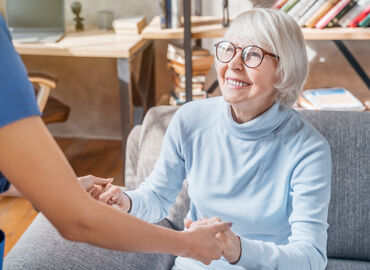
left=28, top=72, right=70, bottom=124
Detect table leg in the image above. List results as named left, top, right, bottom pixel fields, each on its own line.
left=117, top=58, right=133, bottom=184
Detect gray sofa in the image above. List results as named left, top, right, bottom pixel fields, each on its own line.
left=4, top=106, right=370, bottom=270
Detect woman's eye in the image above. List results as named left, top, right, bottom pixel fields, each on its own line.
left=249, top=52, right=261, bottom=58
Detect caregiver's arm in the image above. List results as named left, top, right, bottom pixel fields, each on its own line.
left=0, top=116, right=229, bottom=264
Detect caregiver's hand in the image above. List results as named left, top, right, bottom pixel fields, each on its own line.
left=185, top=217, right=241, bottom=264
left=96, top=183, right=131, bottom=213
left=77, top=175, right=113, bottom=192
left=182, top=221, right=233, bottom=265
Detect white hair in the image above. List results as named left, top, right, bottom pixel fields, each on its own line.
left=224, top=8, right=308, bottom=107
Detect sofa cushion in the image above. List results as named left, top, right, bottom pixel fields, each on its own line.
left=4, top=214, right=176, bottom=270
left=135, top=106, right=189, bottom=230
left=300, top=111, right=370, bottom=261
left=326, top=258, right=370, bottom=270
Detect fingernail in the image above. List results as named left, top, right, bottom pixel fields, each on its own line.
left=226, top=222, right=233, bottom=228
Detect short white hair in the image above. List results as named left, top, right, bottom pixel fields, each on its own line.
left=225, top=8, right=308, bottom=107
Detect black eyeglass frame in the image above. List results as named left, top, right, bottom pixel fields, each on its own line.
left=214, top=41, right=280, bottom=68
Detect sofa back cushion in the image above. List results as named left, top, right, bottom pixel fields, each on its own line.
left=134, top=106, right=370, bottom=260
left=300, top=111, right=370, bottom=261
left=136, top=106, right=189, bottom=230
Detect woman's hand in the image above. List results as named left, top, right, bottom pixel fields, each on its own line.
left=185, top=217, right=242, bottom=264
left=96, top=183, right=131, bottom=213
left=77, top=175, right=113, bottom=193
left=181, top=221, right=233, bottom=265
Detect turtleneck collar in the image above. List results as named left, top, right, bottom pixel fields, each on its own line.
left=220, top=98, right=290, bottom=140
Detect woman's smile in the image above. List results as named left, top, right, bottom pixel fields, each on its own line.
left=225, top=77, right=251, bottom=89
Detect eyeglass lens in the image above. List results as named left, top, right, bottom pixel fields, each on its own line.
left=216, top=41, right=264, bottom=68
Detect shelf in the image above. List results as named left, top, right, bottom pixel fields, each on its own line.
left=142, top=16, right=225, bottom=39
left=142, top=16, right=370, bottom=41
left=302, top=28, right=370, bottom=40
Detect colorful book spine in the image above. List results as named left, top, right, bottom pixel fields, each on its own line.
left=287, top=0, right=317, bottom=20
left=159, top=0, right=167, bottom=29
left=327, top=0, right=358, bottom=27
left=165, top=0, right=172, bottom=28
left=338, top=0, right=370, bottom=26
left=297, top=0, right=326, bottom=26
left=281, top=0, right=301, bottom=12
left=171, top=0, right=182, bottom=28
left=295, top=0, right=319, bottom=20
left=315, top=0, right=352, bottom=28
left=272, top=0, right=289, bottom=9
left=359, top=12, right=370, bottom=25
left=348, top=5, right=370, bottom=26
left=305, top=0, right=340, bottom=28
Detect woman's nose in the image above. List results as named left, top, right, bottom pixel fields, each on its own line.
left=228, top=50, right=244, bottom=71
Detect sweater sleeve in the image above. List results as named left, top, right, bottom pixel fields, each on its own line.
left=125, top=110, right=186, bottom=223
left=235, top=141, right=332, bottom=270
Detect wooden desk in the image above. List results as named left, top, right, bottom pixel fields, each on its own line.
left=14, top=30, right=154, bottom=180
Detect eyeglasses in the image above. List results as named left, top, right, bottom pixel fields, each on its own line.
left=214, top=41, right=280, bottom=68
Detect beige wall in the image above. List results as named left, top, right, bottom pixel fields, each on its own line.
left=1, top=0, right=369, bottom=138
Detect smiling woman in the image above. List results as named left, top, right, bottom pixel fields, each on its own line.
left=215, top=8, right=309, bottom=123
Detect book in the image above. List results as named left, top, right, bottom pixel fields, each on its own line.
left=280, top=0, right=301, bottom=13
left=167, top=43, right=210, bottom=58
left=327, top=0, right=358, bottom=27
left=338, top=0, right=370, bottom=26
left=171, top=0, right=182, bottom=28
left=272, top=0, right=289, bottom=9
left=348, top=5, right=370, bottom=26
left=287, top=0, right=318, bottom=21
left=302, top=88, right=366, bottom=111
left=166, top=0, right=172, bottom=28
left=359, top=12, right=370, bottom=25
left=159, top=0, right=167, bottom=29
left=305, top=0, right=340, bottom=28
left=297, top=96, right=319, bottom=109
left=315, top=0, right=352, bottom=28
left=297, top=0, right=326, bottom=26
left=112, top=17, right=147, bottom=34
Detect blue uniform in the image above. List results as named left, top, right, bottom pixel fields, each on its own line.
left=0, top=15, right=41, bottom=193
left=0, top=15, right=40, bottom=267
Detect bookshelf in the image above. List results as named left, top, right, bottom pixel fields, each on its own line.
left=143, top=16, right=370, bottom=40
left=142, top=7, right=370, bottom=101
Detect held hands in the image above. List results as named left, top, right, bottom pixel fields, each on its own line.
left=77, top=175, right=131, bottom=213
left=181, top=221, right=233, bottom=265
left=185, top=217, right=242, bottom=264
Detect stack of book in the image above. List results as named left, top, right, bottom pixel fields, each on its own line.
left=167, top=44, right=214, bottom=105
left=272, top=0, right=370, bottom=28
left=296, top=88, right=366, bottom=111
left=112, top=16, right=147, bottom=35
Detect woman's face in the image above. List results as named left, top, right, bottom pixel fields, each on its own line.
left=215, top=39, right=279, bottom=109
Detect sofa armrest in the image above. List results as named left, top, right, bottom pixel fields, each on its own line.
left=124, top=125, right=141, bottom=190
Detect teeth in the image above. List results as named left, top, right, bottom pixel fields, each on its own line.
left=227, top=79, right=250, bottom=87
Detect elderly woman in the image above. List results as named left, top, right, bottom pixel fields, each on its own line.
left=92, top=7, right=331, bottom=270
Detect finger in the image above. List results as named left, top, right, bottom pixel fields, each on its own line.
left=91, top=186, right=102, bottom=199
left=184, top=218, right=193, bottom=229
left=91, top=177, right=114, bottom=186
left=208, top=222, right=233, bottom=235
left=208, top=216, right=222, bottom=223
left=99, top=190, right=115, bottom=204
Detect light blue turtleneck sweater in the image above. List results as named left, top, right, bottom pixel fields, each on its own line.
left=126, top=96, right=331, bottom=270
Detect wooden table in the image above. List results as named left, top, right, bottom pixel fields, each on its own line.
left=14, top=29, right=154, bottom=179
